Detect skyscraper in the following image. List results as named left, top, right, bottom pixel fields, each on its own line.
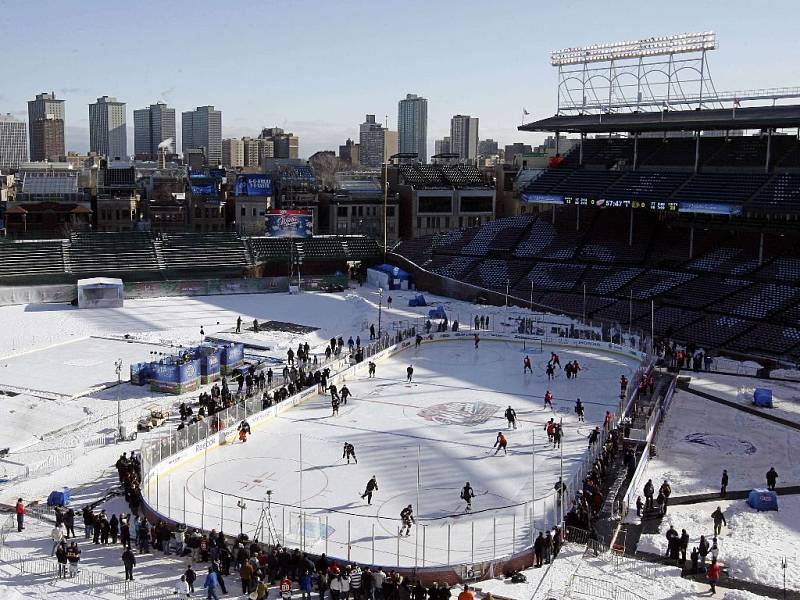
left=450, top=115, right=479, bottom=163
left=477, top=139, right=499, bottom=158
left=384, top=130, right=398, bottom=162
left=359, top=115, right=385, bottom=168
left=133, top=102, right=176, bottom=160
left=182, top=106, right=222, bottom=165
left=434, top=137, right=451, bottom=155
left=222, top=138, right=245, bottom=168
left=258, top=127, right=298, bottom=159
left=89, top=96, right=128, bottom=159
left=27, top=92, right=65, bottom=161
left=398, top=94, right=427, bottom=162
left=0, top=114, right=29, bottom=169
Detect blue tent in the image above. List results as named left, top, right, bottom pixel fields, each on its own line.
left=47, top=488, right=71, bottom=507
left=753, top=388, right=773, bottom=408
left=747, top=488, right=778, bottom=511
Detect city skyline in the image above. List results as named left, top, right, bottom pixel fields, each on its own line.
left=2, top=0, right=799, bottom=159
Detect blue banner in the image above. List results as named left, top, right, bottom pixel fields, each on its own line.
left=235, top=174, right=272, bottom=196
left=266, top=210, right=313, bottom=238
left=678, top=201, right=743, bottom=216
left=191, top=184, right=216, bottom=196
left=210, top=168, right=227, bottom=180
left=521, top=193, right=564, bottom=205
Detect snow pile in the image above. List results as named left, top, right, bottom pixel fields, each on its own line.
left=639, top=496, right=800, bottom=590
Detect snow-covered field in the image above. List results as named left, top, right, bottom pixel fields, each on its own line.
left=639, top=495, right=800, bottom=590
left=152, top=338, right=637, bottom=567
left=687, top=371, right=800, bottom=427
left=640, top=387, right=800, bottom=496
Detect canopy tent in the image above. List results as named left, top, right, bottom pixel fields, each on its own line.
left=753, top=388, right=773, bottom=408
left=77, top=277, right=124, bottom=309
left=367, top=264, right=411, bottom=290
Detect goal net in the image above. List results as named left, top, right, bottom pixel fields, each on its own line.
left=286, top=511, right=326, bottom=546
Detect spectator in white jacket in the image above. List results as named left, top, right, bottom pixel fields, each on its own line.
left=51, top=523, right=67, bottom=556
left=330, top=571, right=351, bottom=600
left=174, top=574, right=191, bottom=598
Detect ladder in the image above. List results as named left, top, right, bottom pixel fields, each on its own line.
left=254, top=497, right=279, bottom=546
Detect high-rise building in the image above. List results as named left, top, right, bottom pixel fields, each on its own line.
left=243, top=138, right=261, bottom=167
left=182, top=106, right=222, bottom=165
left=450, top=115, right=479, bottom=163
left=0, top=114, right=29, bottom=169
left=89, top=96, right=128, bottom=159
left=435, top=137, right=451, bottom=155
left=504, top=142, right=532, bottom=164
left=384, top=130, right=398, bottom=162
left=339, top=138, right=359, bottom=166
left=359, top=115, right=385, bottom=168
left=27, top=92, right=65, bottom=161
left=398, top=94, right=427, bottom=162
left=478, top=139, right=499, bottom=158
left=222, top=138, right=245, bottom=168
left=258, top=127, right=298, bottom=160
left=133, top=102, right=176, bottom=160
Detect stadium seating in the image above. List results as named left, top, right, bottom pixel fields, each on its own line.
left=340, top=236, right=381, bottom=260
left=296, top=238, right=346, bottom=261
left=248, top=237, right=292, bottom=262
left=513, top=213, right=591, bottom=260
left=523, top=262, right=585, bottom=291
left=749, top=174, right=800, bottom=208
left=604, top=171, right=689, bottom=202
left=424, top=255, right=477, bottom=281
left=68, top=232, right=159, bottom=274
left=641, top=137, right=725, bottom=168
left=715, top=283, right=800, bottom=320
left=753, top=256, right=800, bottom=283
left=673, top=314, right=754, bottom=348
left=634, top=306, right=702, bottom=336
left=463, top=259, right=530, bottom=291
left=579, top=211, right=654, bottom=263
left=661, top=276, right=751, bottom=309
left=726, top=323, right=800, bottom=357
left=621, top=269, right=696, bottom=300
left=687, top=245, right=761, bottom=276
left=0, top=241, right=66, bottom=280
left=551, top=170, right=623, bottom=197
left=672, top=173, right=770, bottom=203
left=461, top=215, right=532, bottom=256
left=523, top=169, right=573, bottom=194
left=161, top=233, right=249, bottom=272
left=580, top=266, right=644, bottom=295
left=432, top=228, right=478, bottom=255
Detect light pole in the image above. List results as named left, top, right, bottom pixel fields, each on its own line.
left=115, top=359, right=123, bottom=440
left=378, top=288, right=384, bottom=337
left=237, top=498, right=247, bottom=536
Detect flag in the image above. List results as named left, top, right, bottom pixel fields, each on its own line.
left=523, top=108, right=530, bottom=115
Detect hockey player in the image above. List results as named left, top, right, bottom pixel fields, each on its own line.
left=493, top=432, right=508, bottom=456
left=564, top=362, right=573, bottom=380
left=571, top=361, right=581, bottom=378
left=400, top=505, right=415, bottom=536
left=238, top=420, right=251, bottom=443
left=331, top=396, right=340, bottom=417
left=460, top=482, right=475, bottom=512
left=361, top=476, right=379, bottom=504
left=504, top=406, right=517, bottom=430
left=342, top=442, right=357, bottom=464
left=340, top=385, right=351, bottom=405
left=406, top=365, right=414, bottom=382
left=523, top=355, right=532, bottom=374
left=545, top=363, right=555, bottom=381
left=544, top=390, right=553, bottom=410
left=545, top=419, right=555, bottom=443
left=550, top=352, right=561, bottom=369
left=574, top=398, right=585, bottom=422
left=474, top=334, right=480, bottom=349
left=603, top=411, right=614, bottom=430
left=329, top=384, right=340, bottom=402
left=552, top=423, right=562, bottom=449
left=368, top=361, right=376, bottom=378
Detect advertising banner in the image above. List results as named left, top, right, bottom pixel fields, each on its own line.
left=190, top=183, right=216, bottom=196
left=235, top=174, right=272, bottom=197
left=266, top=210, right=313, bottom=238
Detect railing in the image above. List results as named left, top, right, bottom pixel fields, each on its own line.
left=0, top=508, right=176, bottom=600
left=138, top=327, right=648, bottom=573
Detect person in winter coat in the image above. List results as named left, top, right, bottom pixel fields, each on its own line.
left=698, top=535, right=710, bottom=572
left=711, top=506, right=727, bottom=536
left=659, top=480, right=672, bottom=514
left=15, top=498, right=25, bottom=532
left=766, top=467, right=778, bottom=491
left=707, top=558, right=721, bottom=594
left=679, top=529, right=690, bottom=564
left=51, top=522, right=67, bottom=556
left=204, top=568, right=220, bottom=600
left=66, top=542, right=81, bottom=577
left=643, top=479, right=655, bottom=511
left=184, top=565, right=197, bottom=593
left=82, top=507, right=94, bottom=539
left=240, top=560, right=255, bottom=595
left=720, top=470, right=729, bottom=498
left=533, top=532, right=544, bottom=567
left=300, top=569, right=314, bottom=600
left=56, top=541, right=68, bottom=578
left=329, top=571, right=350, bottom=600
left=64, top=508, right=76, bottom=539
left=122, top=546, right=136, bottom=580
left=174, top=574, right=191, bottom=599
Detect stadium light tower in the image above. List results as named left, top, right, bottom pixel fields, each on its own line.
left=550, top=32, right=721, bottom=114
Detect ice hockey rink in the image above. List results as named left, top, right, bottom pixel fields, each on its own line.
left=150, top=337, right=641, bottom=568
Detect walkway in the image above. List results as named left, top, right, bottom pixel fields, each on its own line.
left=669, top=485, right=800, bottom=507
left=680, top=383, right=800, bottom=431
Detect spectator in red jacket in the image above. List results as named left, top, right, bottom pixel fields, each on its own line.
left=15, top=498, right=25, bottom=532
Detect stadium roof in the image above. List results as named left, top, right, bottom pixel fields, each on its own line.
left=519, top=104, right=800, bottom=134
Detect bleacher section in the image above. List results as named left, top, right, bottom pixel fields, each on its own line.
left=296, top=238, right=347, bottom=261
left=161, top=233, right=250, bottom=272
left=0, top=241, right=66, bottom=281
left=69, top=232, right=159, bottom=275
left=394, top=212, right=800, bottom=360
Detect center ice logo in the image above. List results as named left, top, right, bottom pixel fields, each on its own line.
left=418, top=402, right=499, bottom=426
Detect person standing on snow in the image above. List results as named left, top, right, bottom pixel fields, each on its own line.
left=711, top=506, right=726, bottom=536
left=720, top=470, right=728, bottom=498
left=504, top=406, right=517, bottom=430
left=406, top=365, right=414, bottom=382
left=523, top=355, right=532, bottom=373
left=493, top=432, right=508, bottom=456
left=574, top=398, right=585, bottom=422
left=766, top=467, right=778, bottom=491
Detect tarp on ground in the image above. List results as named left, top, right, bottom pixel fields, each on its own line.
left=747, top=488, right=778, bottom=511
left=408, top=293, right=427, bottom=307
left=753, top=388, right=773, bottom=407
left=77, top=277, right=123, bottom=309
left=428, top=306, right=446, bottom=319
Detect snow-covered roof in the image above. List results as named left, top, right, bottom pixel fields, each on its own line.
left=77, top=277, right=123, bottom=287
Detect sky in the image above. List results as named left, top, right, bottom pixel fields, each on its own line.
left=2, top=0, right=800, bottom=159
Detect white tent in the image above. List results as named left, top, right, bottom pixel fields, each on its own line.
left=77, top=277, right=124, bottom=309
